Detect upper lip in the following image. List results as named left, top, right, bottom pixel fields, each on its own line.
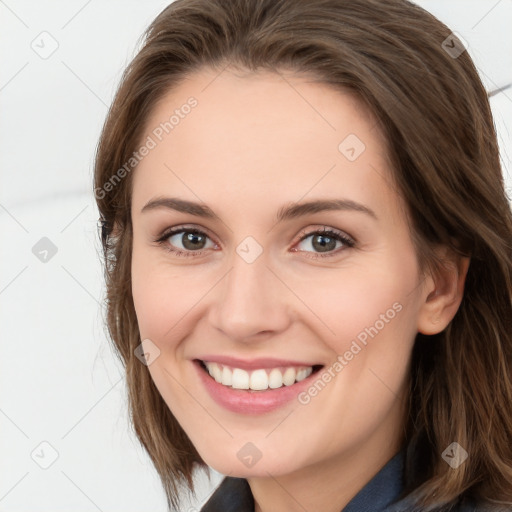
left=195, top=355, right=323, bottom=370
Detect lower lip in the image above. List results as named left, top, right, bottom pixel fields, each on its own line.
left=193, top=360, right=321, bottom=415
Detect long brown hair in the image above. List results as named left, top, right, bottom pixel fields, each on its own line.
left=93, top=0, right=512, bottom=510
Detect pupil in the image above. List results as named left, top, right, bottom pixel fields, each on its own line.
left=183, top=232, right=205, bottom=250
left=313, top=235, right=335, bottom=253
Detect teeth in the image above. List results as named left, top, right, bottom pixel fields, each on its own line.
left=232, top=368, right=249, bottom=389
left=203, top=362, right=313, bottom=391
left=268, top=368, right=283, bottom=389
left=250, top=369, right=268, bottom=391
left=282, top=367, right=296, bottom=386
left=296, top=368, right=310, bottom=382
left=221, top=366, right=232, bottom=386
left=211, top=364, right=223, bottom=383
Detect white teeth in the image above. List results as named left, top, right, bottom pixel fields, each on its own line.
left=296, top=368, right=312, bottom=382
left=232, top=368, right=250, bottom=389
left=268, top=368, right=283, bottom=389
left=211, top=364, right=223, bottom=383
left=250, top=369, right=268, bottom=391
left=203, top=362, right=315, bottom=391
left=282, top=367, right=296, bottom=386
left=221, top=365, right=232, bottom=386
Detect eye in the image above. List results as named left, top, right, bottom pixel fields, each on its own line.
left=293, top=227, right=355, bottom=258
left=155, top=226, right=216, bottom=257
left=154, top=225, right=355, bottom=259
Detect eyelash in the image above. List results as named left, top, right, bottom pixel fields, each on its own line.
left=154, top=226, right=355, bottom=259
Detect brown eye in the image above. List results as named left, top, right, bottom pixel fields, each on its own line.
left=173, top=231, right=208, bottom=250
left=156, top=227, right=215, bottom=257
left=294, top=228, right=355, bottom=258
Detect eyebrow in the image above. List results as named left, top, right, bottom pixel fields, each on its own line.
left=140, top=196, right=377, bottom=222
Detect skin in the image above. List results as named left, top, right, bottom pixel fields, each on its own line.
left=129, top=67, right=469, bottom=512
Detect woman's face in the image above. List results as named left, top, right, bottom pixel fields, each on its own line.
left=130, top=68, right=429, bottom=477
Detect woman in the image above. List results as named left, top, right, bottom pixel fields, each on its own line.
left=93, top=0, right=512, bottom=510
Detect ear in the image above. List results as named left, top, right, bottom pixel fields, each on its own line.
left=417, top=248, right=470, bottom=335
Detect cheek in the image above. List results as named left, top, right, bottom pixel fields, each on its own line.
left=131, top=244, right=183, bottom=340
left=131, top=228, right=421, bottom=357
left=131, top=242, right=217, bottom=349
left=285, top=258, right=418, bottom=356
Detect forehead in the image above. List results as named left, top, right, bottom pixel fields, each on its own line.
left=131, top=67, right=399, bottom=219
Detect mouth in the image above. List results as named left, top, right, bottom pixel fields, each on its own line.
left=196, top=359, right=324, bottom=392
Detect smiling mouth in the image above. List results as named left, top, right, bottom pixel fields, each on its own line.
left=197, top=359, right=324, bottom=392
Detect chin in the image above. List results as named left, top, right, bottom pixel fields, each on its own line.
left=199, top=447, right=306, bottom=478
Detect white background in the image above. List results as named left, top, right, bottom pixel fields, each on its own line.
left=1, top=1, right=511, bottom=510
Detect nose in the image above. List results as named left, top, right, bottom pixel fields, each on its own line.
left=208, top=247, right=292, bottom=342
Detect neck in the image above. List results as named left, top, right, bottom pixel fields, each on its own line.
left=249, top=401, right=406, bottom=512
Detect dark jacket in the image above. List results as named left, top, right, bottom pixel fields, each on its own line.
left=200, top=440, right=508, bottom=512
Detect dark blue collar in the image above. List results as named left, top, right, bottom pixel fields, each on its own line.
left=199, top=442, right=484, bottom=512
left=343, top=449, right=405, bottom=512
